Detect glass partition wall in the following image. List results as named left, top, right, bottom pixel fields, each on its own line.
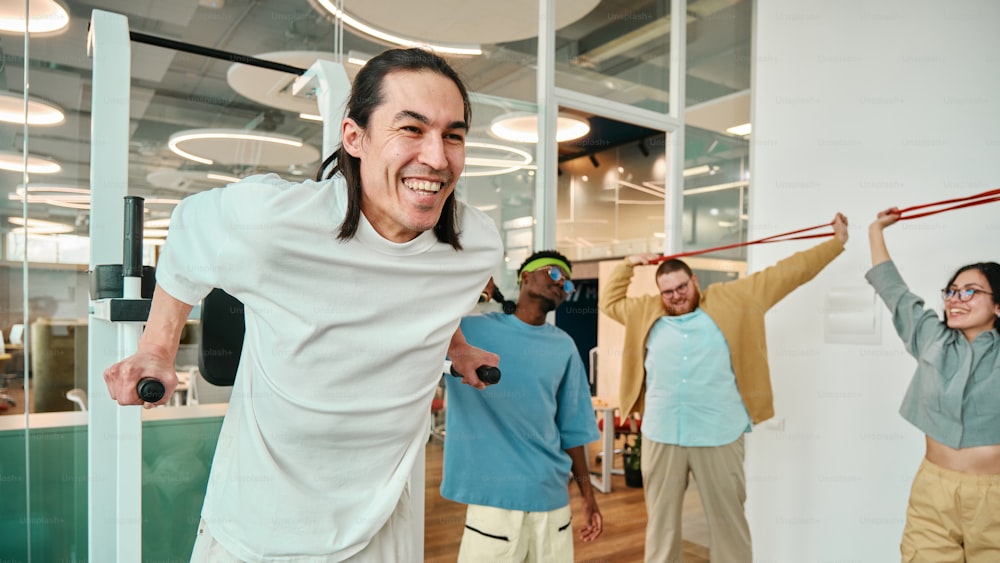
left=556, top=125, right=749, bottom=262
left=1, top=0, right=752, bottom=559
left=1, top=1, right=90, bottom=558
left=554, top=0, right=753, bottom=266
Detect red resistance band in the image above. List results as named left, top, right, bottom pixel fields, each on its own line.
left=650, top=187, right=1000, bottom=265
left=895, top=186, right=1000, bottom=221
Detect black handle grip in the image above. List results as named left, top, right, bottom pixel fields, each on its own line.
left=137, top=378, right=165, bottom=403
left=123, top=196, right=145, bottom=278
left=449, top=365, right=501, bottom=385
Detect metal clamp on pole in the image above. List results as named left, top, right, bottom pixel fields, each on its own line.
left=89, top=196, right=162, bottom=404
left=90, top=196, right=155, bottom=322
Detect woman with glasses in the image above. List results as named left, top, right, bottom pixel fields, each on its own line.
left=866, top=207, right=1000, bottom=562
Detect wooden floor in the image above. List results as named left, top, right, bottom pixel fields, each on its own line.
left=424, top=440, right=710, bottom=563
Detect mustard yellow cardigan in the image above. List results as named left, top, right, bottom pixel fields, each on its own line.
left=599, top=238, right=845, bottom=424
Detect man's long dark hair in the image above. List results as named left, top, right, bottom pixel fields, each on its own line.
left=315, top=48, right=472, bottom=250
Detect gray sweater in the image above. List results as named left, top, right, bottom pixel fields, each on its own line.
left=866, top=260, right=1000, bottom=448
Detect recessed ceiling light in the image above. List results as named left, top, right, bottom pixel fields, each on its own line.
left=144, top=218, right=172, bottom=229
left=311, top=0, right=597, bottom=46
left=144, top=198, right=182, bottom=207
left=8, top=217, right=73, bottom=234
left=0, top=92, right=65, bottom=126
left=8, top=185, right=184, bottom=213
left=205, top=173, right=241, bottom=183
left=682, top=164, right=720, bottom=177
left=0, top=150, right=61, bottom=174
left=10, top=184, right=89, bottom=209
left=726, top=123, right=752, bottom=136
left=463, top=141, right=534, bottom=177
left=146, top=169, right=243, bottom=190
left=167, top=128, right=318, bottom=167
left=309, top=0, right=482, bottom=56
left=0, top=0, right=70, bottom=34
left=489, top=112, right=590, bottom=144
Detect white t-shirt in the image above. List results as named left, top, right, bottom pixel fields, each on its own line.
left=156, top=173, right=502, bottom=561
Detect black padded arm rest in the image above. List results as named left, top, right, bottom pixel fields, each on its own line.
left=198, top=289, right=245, bottom=387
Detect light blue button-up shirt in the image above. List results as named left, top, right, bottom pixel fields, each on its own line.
left=643, top=309, right=752, bottom=447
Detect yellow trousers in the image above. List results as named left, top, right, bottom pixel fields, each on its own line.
left=901, top=458, right=1000, bottom=563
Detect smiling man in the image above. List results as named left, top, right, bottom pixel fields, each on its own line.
left=102, top=48, right=502, bottom=562
left=442, top=251, right=603, bottom=563
left=600, top=213, right=848, bottom=562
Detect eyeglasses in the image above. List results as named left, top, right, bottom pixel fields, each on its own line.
left=941, top=287, right=994, bottom=302
left=660, top=278, right=692, bottom=299
left=541, top=266, right=575, bottom=293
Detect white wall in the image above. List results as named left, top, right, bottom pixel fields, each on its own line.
left=748, top=1, right=1000, bottom=561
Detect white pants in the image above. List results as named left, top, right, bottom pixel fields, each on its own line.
left=190, top=486, right=413, bottom=562
left=457, top=503, right=573, bottom=563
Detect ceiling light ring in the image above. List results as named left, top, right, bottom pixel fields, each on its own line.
left=0, top=0, right=70, bottom=35
left=489, top=112, right=590, bottom=144
left=8, top=217, right=74, bottom=234
left=0, top=91, right=66, bottom=126
left=309, top=0, right=482, bottom=56
left=0, top=149, right=61, bottom=174
left=462, top=140, right=534, bottom=177
left=167, top=128, right=316, bottom=167
left=9, top=184, right=90, bottom=210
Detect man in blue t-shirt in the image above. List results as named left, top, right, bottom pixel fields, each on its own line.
left=441, top=250, right=602, bottom=562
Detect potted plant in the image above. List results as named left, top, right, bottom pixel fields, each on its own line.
left=622, top=433, right=643, bottom=488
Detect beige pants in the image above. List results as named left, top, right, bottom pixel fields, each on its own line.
left=901, top=458, right=1000, bottom=563
left=642, top=436, right=751, bottom=563
left=457, top=503, right=573, bottom=563
left=190, top=486, right=413, bottom=562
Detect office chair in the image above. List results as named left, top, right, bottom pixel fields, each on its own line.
left=66, top=388, right=88, bottom=411
left=186, top=366, right=233, bottom=405
left=595, top=412, right=642, bottom=473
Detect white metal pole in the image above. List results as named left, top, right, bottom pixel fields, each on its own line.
left=291, top=60, right=350, bottom=157
left=535, top=0, right=557, bottom=250
left=87, top=10, right=141, bottom=562
left=665, top=0, right=688, bottom=255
